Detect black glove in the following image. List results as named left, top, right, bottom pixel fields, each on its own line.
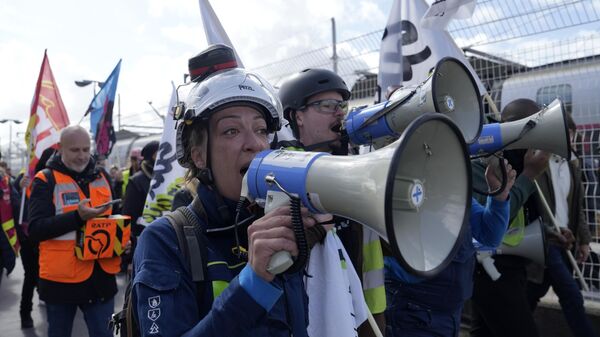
left=2, top=250, right=16, bottom=276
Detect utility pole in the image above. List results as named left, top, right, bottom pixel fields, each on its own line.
left=118, top=94, right=121, bottom=131
left=331, top=17, right=338, bottom=74
left=9, top=122, right=12, bottom=168
left=0, top=119, right=22, bottom=171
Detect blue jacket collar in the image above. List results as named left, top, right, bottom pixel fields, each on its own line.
left=196, top=184, right=254, bottom=231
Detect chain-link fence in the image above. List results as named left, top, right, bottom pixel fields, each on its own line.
left=251, top=0, right=600, bottom=298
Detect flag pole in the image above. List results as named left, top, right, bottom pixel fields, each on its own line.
left=367, top=310, right=384, bottom=337
left=18, top=184, right=26, bottom=225
left=20, top=50, right=46, bottom=225
left=18, top=136, right=32, bottom=225
left=533, top=180, right=590, bottom=291
left=483, top=93, right=501, bottom=120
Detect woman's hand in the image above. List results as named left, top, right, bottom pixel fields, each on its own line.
left=247, top=206, right=318, bottom=282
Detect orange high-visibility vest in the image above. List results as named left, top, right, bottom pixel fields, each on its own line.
left=36, top=169, right=121, bottom=283
left=25, top=179, right=32, bottom=199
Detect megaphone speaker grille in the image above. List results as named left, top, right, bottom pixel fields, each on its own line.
left=386, top=113, right=471, bottom=277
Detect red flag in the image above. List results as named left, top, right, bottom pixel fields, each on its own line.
left=25, top=50, right=70, bottom=177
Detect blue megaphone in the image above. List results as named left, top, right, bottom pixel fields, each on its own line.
left=468, top=99, right=570, bottom=160
left=344, top=57, right=483, bottom=145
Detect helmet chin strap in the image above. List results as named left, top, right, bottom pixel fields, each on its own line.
left=197, top=128, right=233, bottom=225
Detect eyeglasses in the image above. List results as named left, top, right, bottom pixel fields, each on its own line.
left=301, top=99, right=348, bottom=114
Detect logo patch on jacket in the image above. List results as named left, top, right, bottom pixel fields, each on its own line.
left=148, top=308, right=161, bottom=321
left=149, top=296, right=161, bottom=308
left=61, top=192, right=80, bottom=206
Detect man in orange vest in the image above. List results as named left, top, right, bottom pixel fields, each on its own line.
left=29, top=125, right=119, bottom=337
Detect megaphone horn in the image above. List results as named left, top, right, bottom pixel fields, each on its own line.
left=477, top=218, right=547, bottom=281
left=245, top=113, right=471, bottom=277
left=344, top=57, right=483, bottom=145
left=470, top=98, right=570, bottom=160
left=495, top=218, right=547, bottom=266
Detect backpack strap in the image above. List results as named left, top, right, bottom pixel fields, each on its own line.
left=125, top=284, right=138, bottom=337
left=110, top=276, right=140, bottom=336
left=165, top=196, right=209, bottom=311
left=166, top=198, right=208, bottom=282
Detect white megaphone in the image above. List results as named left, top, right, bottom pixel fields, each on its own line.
left=242, top=113, right=471, bottom=277
left=344, top=57, right=483, bottom=145
left=477, top=218, right=547, bottom=281
left=470, top=98, right=570, bottom=160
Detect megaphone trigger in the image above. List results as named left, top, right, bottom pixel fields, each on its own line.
left=262, top=188, right=310, bottom=276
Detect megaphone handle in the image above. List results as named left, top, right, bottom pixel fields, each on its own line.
left=479, top=255, right=501, bottom=281
left=267, top=251, right=294, bottom=275
left=264, top=191, right=295, bottom=275
left=533, top=181, right=590, bottom=292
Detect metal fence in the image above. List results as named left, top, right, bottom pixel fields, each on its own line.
left=251, top=0, right=600, bottom=297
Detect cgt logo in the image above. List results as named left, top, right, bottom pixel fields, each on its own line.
left=85, top=229, right=111, bottom=259
left=399, top=20, right=431, bottom=82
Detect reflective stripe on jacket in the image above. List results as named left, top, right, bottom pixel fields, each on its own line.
left=502, top=208, right=525, bottom=246
left=362, top=228, right=386, bottom=314
left=0, top=174, right=19, bottom=254
left=36, top=169, right=120, bottom=283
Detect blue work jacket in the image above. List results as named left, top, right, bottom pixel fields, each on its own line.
left=132, top=185, right=309, bottom=337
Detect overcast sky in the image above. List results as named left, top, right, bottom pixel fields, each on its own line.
left=0, top=0, right=394, bottom=145
left=1, top=0, right=599, bottom=150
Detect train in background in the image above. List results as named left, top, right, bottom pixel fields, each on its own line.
left=491, top=54, right=600, bottom=239
left=106, top=132, right=161, bottom=169
left=496, top=55, right=600, bottom=133
left=492, top=54, right=600, bottom=187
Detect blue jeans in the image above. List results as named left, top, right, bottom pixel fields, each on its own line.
left=385, top=280, right=461, bottom=337
left=46, top=297, right=114, bottom=337
left=527, top=245, right=598, bottom=337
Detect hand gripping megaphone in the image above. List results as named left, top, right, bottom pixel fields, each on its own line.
left=477, top=218, right=547, bottom=281
left=344, top=57, right=483, bottom=145
left=242, top=113, right=471, bottom=277
left=469, top=98, right=570, bottom=160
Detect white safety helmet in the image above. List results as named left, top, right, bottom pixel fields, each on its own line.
left=175, top=68, right=282, bottom=168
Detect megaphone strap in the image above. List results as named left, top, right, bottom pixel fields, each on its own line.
left=358, top=89, right=416, bottom=131
left=472, top=155, right=509, bottom=197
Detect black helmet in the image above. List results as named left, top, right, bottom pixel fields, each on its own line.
left=188, top=44, right=238, bottom=83
left=279, top=69, right=351, bottom=127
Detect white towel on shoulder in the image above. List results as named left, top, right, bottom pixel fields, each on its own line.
left=306, top=231, right=368, bottom=337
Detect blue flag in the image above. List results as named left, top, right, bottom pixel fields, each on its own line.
left=88, top=59, right=121, bottom=157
